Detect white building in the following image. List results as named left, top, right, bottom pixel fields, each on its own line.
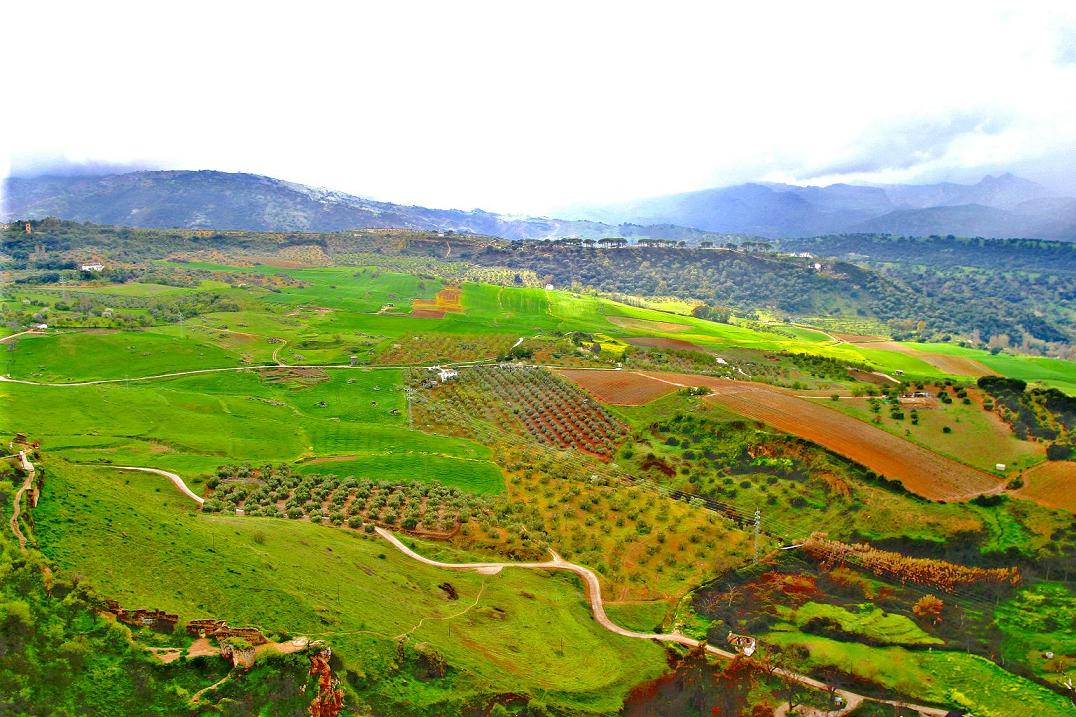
left=81, top=263, right=105, bottom=272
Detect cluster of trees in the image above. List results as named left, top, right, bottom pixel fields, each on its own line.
left=776, top=234, right=1076, bottom=354
left=205, top=464, right=494, bottom=533
left=978, top=376, right=1075, bottom=457
left=803, top=533, right=1021, bottom=593
left=8, top=220, right=1072, bottom=355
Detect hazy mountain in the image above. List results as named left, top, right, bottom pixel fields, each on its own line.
left=1, top=170, right=726, bottom=243
left=573, top=174, right=1076, bottom=240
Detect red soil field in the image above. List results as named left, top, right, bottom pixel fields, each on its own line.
left=410, top=308, right=447, bottom=319
left=412, top=286, right=464, bottom=317
left=624, top=337, right=709, bottom=352
left=562, top=370, right=1002, bottom=502
left=1016, top=461, right=1076, bottom=513
left=555, top=369, right=679, bottom=406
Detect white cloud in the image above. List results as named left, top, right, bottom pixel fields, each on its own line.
left=5, top=0, right=1076, bottom=213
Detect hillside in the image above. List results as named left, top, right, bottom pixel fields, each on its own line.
left=2, top=170, right=730, bottom=243
left=572, top=174, right=1076, bottom=241
left=5, top=220, right=1073, bottom=352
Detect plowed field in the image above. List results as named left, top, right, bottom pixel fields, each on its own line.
left=412, top=286, right=464, bottom=317
left=624, top=337, right=709, bottom=352
left=555, top=369, right=679, bottom=405
left=1016, top=461, right=1076, bottom=513
left=560, top=370, right=1002, bottom=501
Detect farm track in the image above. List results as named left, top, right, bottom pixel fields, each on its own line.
left=104, top=466, right=206, bottom=505
left=9, top=451, right=36, bottom=551
left=7, top=358, right=1002, bottom=500
left=0, top=358, right=499, bottom=387
left=375, top=527, right=956, bottom=717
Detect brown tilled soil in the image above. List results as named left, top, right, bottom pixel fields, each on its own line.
left=562, top=369, right=1002, bottom=501
left=624, top=337, right=709, bottom=352
left=1016, top=461, right=1076, bottom=513
left=410, top=308, right=447, bottom=319
left=555, top=369, right=680, bottom=405
left=606, top=316, right=692, bottom=333
left=412, top=286, right=464, bottom=316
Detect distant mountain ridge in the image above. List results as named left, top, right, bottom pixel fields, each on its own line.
left=571, top=173, right=1076, bottom=240
left=1, top=170, right=730, bottom=243
left=5, top=169, right=1075, bottom=241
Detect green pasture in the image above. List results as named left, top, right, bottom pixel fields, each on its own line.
left=0, top=368, right=503, bottom=494
left=3, top=329, right=240, bottom=382
left=905, top=342, right=1076, bottom=394
left=34, top=462, right=664, bottom=712
left=603, top=601, right=671, bottom=634
left=763, top=629, right=1071, bottom=716
left=777, top=601, right=942, bottom=646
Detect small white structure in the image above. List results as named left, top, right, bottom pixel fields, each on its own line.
left=727, top=631, right=756, bottom=656
left=812, top=262, right=822, bottom=271
left=34, top=323, right=48, bottom=330
left=81, top=263, right=105, bottom=272
left=544, top=283, right=555, bottom=291
left=996, top=463, right=1007, bottom=471
left=428, top=366, right=458, bottom=383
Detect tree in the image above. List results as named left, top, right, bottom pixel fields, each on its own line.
left=913, top=594, right=945, bottom=625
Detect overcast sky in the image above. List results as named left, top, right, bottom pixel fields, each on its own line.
left=6, top=1, right=1076, bottom=214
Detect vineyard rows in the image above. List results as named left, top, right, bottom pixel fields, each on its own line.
left=421, top=366, right=628, bottom=460
left=203, top=465, right=496, bottom=535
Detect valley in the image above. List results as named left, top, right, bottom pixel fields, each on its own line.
left=2, top=238, right=1074, bottom=715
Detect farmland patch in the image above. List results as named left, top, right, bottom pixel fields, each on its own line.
left=606, top=316, right=692, bottom=333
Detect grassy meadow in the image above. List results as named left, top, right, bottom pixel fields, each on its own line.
left=33, top=461, right=664, bottom=712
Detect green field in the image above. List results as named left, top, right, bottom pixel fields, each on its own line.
left=0, top=368, right=503, bottom=494
left=763, top=629, right=1071, bottom=717
left=33, top=461, right=664, bottom=712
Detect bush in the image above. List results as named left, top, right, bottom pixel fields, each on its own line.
left=1046, top=443, right=1073, bottom=461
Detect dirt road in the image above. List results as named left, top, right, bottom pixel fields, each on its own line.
left=376, top=527, right=958, bottom=716
left=107, top=466, right=205, bottom=504
left=9, top=451, right=36, bottom=550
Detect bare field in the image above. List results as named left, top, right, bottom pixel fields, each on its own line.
left=1016, top=461, right=1076, bottom=513
left=623, top=336, right=709, bottom=352
left=412, top=286, right=464, bottom=316
left=840, top=337, right=997, bottom=377
left=555, top=369, right=679, bottom=405
left=562, top=370, right=1002, bottom=501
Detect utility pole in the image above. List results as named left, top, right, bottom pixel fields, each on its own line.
left=753, top=508, right=761, bottom=564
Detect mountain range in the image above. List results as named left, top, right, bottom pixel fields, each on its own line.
left=1, top=171, right=725, bottom=243
left=5, top=169, right=1076, bottom=241
left=569, top=173, right=1076, bottom=240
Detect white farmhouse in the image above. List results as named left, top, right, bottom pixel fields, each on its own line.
left=81, top=263, right=105, bottom=272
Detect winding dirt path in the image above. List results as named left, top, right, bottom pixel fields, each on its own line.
left=377, top=528, right=953, bottom=715
left=105, top=466, right=205, bottom=505
left=9, top=451, right=36, bottom=550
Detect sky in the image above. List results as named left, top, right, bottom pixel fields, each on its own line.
left=6, top=1, right=1076, bottom=215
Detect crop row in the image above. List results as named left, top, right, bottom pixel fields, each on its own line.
left=204, top=465, right=496, bottom=534
left=429, top=366, right=627, bottom=459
